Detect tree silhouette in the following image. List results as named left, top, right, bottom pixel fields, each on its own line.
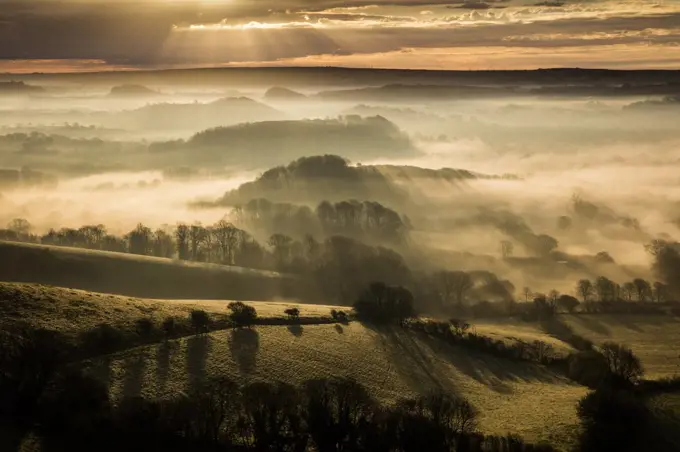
left=577, top=279, right=594, bottom=303
left=632, top=278, right=651, bottom=302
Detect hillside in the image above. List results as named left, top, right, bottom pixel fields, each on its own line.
left=114, top=96, right=284, bottom=131
left=100, top=321, right=585, bottom=450
left=476, top=315, right=680, bottom=379
left=0, top=282, right=336, bottom=340
left=0, top=241, right=296, bottom=301
left=0, top=281, right=585, bottom=450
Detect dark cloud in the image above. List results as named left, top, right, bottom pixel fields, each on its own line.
left=0, top=1, right=679, bottom=67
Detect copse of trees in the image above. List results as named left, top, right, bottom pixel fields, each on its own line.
left=232, top=197, right=409, bottom=245
left=353, top=282, right=416, bottom=324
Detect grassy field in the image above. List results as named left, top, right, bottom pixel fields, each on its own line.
left=99, top=322, right=586, bottom=450
left=1, top=282, right=586, bottom=450
left=475, top=314, right=680, bottom=379
left=0, top=240, right=296, bottom=301
left=0, top=282, right=338, bottom=338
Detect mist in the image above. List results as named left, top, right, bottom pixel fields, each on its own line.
left=2, top=69, right=680, bottom=303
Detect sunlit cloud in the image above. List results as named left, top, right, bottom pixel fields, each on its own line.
left=1, top=0, right=680, bottom=70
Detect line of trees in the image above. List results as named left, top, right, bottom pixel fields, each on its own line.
left=0, top=218, right=270, bottom=270
left=233, top=198, right=409, bottom=245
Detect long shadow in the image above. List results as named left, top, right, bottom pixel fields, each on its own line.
left=540, top=316, right=593, bottom=351
left=121, top=353, right=147, bottom=399
left=186, top=334, right=211, bottom=393
left=611, top=314, right=645, bottom=333
left=569, top=314, right=611, bottom=336
left=88, top=355, right=113, bottom=390
left=371, top=325, right=448, bottom=394
left=229, top=328, right=260, bottom=377
left=287, top=324, right=303, bottom=337
left=417, top=332, right=565, bottom=391
left=155, top=341, right=175, bottom=396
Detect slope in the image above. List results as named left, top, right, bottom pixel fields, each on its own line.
left=100, top=322, right=586, bottom=450
left=475, top=314, right=680, bottom=378
left=0, top=241, right=295, bottom=301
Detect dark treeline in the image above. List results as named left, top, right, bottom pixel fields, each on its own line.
left=233, top=198, right=409, bottom=245
left=3, top=216, right=680, bottom=312
left=0, top=218, right=270, bottom=270
left=0, top=325, right=554, bottom=452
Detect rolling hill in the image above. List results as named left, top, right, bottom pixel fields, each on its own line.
left=9, top=280, right=680, bottom=451
left=0, top=241, right=295, bottom=301
left=475, top=315, right=680, bottom=379
left=0, top=281, right=585, bottom=450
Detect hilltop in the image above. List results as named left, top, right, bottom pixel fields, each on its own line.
left=113, top=96, right=284, bottom=131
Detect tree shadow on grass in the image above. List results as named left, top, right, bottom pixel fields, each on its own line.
left=610, top=314, right=645, bottom=333
left=569, top=314, right=611, bottom=336
left=416, top=332, right=568, bottom=393
left=370, top=325, right=449, bottom=395
left=229, top=327, right=259, bottom=377
left=155, top=341, right=176, bottom=396
left=287, top=324, right=303, bottom=337
left=186, top=334, right=211, bottom=393
left=121, top=352, right=147, bottom=399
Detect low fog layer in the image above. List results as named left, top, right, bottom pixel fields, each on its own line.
left=2, top=69, right=680, bottom=302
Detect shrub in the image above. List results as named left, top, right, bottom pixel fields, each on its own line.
left=331, top=309, right=349, bottom=324
left=577, top=388, right=650, bottom=452
left=601, top=342, right=644, bottom=385
left=567, top=351, right=610, bottom=388
left=449, top=318, right=470, bottom=335
left=556, top=294, right=580, bottom=313
left=189, top=309, right=211, bottom=334
left=284, top=307, right=300, bottom=321
left=228, top=301, right=258, bottom=327
left=353, top=282, right=415, bottom=324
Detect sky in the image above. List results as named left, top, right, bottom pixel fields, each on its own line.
left=0, top=0, right=679, bottom=72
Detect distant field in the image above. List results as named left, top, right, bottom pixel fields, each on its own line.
left=0, top=240, right=298, bottom=301
left=475, top=315, right=680, bottom=379
left=100, top=322, right=585, bottom=450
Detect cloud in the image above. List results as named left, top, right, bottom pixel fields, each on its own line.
left=0, top=0, right=679, bottom=69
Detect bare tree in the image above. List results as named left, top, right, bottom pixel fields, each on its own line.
left=601, top=342, right=644, bottom=384
left=6, top=218, right=32, bottom=235
left=189, top=223, right=208, bottom=261
left=653, top=281, right=668, bottom=303
left=621, top=282, right=635, bottom=302
left=577, top=279, right=594, bottom=303
left=175, top=223, right=190, bottom=260
left=268, top=234, right=293, bottom=269
left=213, top=219, right=240, bottom=265
left=632, top=278, right=651, bottom=302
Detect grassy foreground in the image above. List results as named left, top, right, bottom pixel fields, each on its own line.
left=1, top=282, right=585, bottom=450
left=98, top=322, right=585, bottom=450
